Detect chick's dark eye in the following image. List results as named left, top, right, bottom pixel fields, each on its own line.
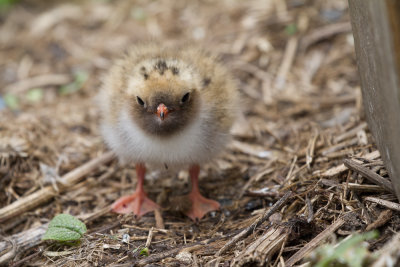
left=181, top=92, right=190, bottom=103
left=136, top=96, right=145, bottom=106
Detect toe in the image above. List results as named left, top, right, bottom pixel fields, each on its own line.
left=185, top=196, right=220, bottom=221
left=138, top=197, right=160, bottom=217
left=112, top=194, right=159, bottom=217
left=112, top=195, right=137, bottom=214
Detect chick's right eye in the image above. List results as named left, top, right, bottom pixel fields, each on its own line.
left=136, top=96, right=145, bottom=106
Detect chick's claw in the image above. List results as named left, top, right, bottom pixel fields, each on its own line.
left=112, top=192, right=159, bottom=217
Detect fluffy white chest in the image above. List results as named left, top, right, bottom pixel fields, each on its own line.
left=101, top=109, right=228, bottom=166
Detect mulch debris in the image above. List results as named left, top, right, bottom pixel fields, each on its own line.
left=1, top=0, right=399, bottom=266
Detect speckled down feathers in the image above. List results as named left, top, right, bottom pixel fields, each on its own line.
left=98, top=43, right=239, bottom=166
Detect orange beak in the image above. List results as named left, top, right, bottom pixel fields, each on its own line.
left=157, top=103, right=169, bottom=121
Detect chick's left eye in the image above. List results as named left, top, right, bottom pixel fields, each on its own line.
left=136, top=96, right=145, bottom=106
left=181, top=92, right=190, bottom=103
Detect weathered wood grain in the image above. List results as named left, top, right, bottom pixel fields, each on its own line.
left=349, top=0, right=400, bottom=201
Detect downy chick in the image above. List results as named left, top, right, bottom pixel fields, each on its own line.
left=98, top=43, right=239, bottom=220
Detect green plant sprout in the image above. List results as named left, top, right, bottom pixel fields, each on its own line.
left=42, top=214, right=87, bottom=243
left=307, top=231, right=379, bottom=267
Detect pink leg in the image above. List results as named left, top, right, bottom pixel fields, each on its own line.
left=112, top=163, right=159, bottom=217
left=185, top=165, right=220, bottom=221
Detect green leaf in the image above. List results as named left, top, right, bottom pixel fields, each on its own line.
left=310, top=231, right=379, bottom=267
left=26, top=88, right=44, bottom=102
left=3, top=93, right=19, bottom=110
left=48, top=214, right=87, bottom=235
left=42, top=227, right=82, bottom=241
left=42, top=214, right=87, bottom=242
left=140, top=247, right=149, bottom=257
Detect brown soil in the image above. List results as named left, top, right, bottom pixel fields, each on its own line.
left=0, top=0, right=399, bottom=266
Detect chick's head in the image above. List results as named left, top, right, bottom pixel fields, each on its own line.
left=126, top=59, right=202, bottom=137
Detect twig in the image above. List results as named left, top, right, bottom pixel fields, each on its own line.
left=215, top=191, right=292, bottom=256
left=233, top=60, right=273, bottom=83
left=0, top=224, right=47, bottom=265
left=334, top=122, right=368, bottom=143
left=0, top=152, right=115, bottom=223
left=154, top=209, right=165, bottom=230
left=300, top=21, right=352, bottom=50
left=232, top=225, right=289, bottom=266
left=365, top=210, right=393, bottom=231
left=4, top=74, right=71, bottom=94
left=230, top=140, right=272, bottom=159
left=306, top=129, right=319, bottom=169
left=320, top=179, right=386, bottom=192
left=9, top=247, right=42, bottom=267
left=343, top=159, right=394, bottom=193
left=285, top=214, right=350, bottom=266
left=346, top=183, right=385, bottom=192
left=205, top=257, right=222, bottom=267
left=272, top=234, right=288, bottom=267
left=274, top=37, right=298, bottom=90
left=193, top=253, right=199, bottom=267
left=244, top=189, right=282, bottom=198
left=306, top=196, right=314, bottom=223
left=82, top=206, right=113, bottom=224
left=89, top=220, right=120, bottom=234
left=122, top=224, right=168, bottom=234
left=321, top=150, right=380, bottom=177
left=282, top=156, right=297, bottom=185
left=321, top=137, right=358, bottom=156
left=0, top=238, right=16, bottom=264
left=145, top=227, right=154, bottom=248
left=275, top=94, right=356, bottom=107
left=240, top=162, right=274, bottom=198
left=364, top=197, right=400, bottom=211
left=363, top=160, right=384, bottom=167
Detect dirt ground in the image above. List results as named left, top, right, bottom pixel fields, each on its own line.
left=1, top=0, right=400, bottom=266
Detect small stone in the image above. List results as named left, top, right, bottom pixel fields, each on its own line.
left=122, top=233, right=130, bottom=243
left=176, top=251, right=192, bottom=265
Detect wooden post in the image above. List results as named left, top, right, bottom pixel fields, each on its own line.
left=348, top=0, right=400, bottom=200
